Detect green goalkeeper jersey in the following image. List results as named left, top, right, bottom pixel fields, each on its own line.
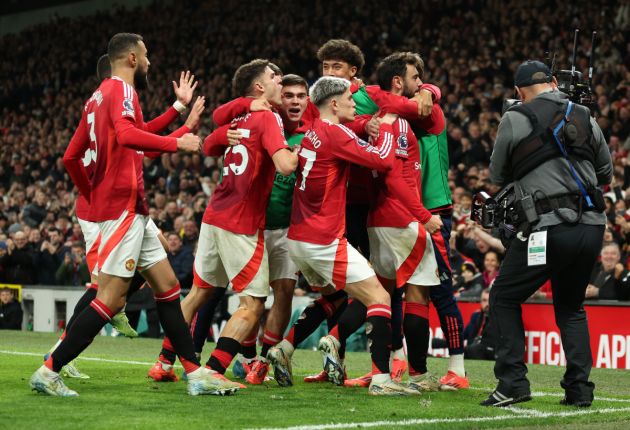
left=352, top=86, right=379, bottom=116
left=416, top=128, right=452, bottom=210
left=265, top=131, right=304, bottom=230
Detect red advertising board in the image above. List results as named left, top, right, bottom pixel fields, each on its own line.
left=428, top=301, right=630, bottom=369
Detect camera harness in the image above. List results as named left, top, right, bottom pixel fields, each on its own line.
left=507, top=97, right=601, bottom=233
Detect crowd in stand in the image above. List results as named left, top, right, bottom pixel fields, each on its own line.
left=0, top=0, right=628, bottom=300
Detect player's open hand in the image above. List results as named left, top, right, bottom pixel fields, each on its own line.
left=365, top=111, right=381, bottom=139
left=173, top=70, right=198, bottom=106
left=412, top=89, right=433, bottom=118
left=351, top=77, right=365, bottom=88
left=184, top=96, right=206, bottom=131
left=177, top=133, right=201, bottom=153
left=227, top=123, right=243, bottom=146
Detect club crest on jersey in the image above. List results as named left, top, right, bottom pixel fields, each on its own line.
left=125, top=259, right=136, bottom=271
left=396, top=134, right=409, bottom=157
left=122, top=98, right=135, bottom=118
left=356, top=137, right=369, bottom=147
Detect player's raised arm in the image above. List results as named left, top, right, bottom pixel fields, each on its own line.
left=142, top=70, right=197, bottom=133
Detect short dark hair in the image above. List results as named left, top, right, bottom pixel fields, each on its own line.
left=376, top=52, right=424, bottom=91
left=167, top=231, right=181, bottom=240
left=269, top=62, right=283, bottom=77
left=281, top=74, right=308, bottom=92
left=47, top=227, right=61, bottom=235
left=107, top=33, right=143, bottom=62
left=96, top=54, right=111, bottom=80
left=316, top=39, right=365, bottom=73
left=232, top=59, right=270, bottom=97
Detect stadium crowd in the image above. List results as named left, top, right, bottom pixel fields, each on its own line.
left=0, top=0, right=629, bottom=301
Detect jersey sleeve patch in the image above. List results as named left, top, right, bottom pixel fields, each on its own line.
left=395, top=133, right=409, bottom=158
left=122, top=98, right=135, bottom=118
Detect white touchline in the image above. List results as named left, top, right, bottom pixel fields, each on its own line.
left=244, top=407, right=630, bottom=430
left=0, top=349, right=181, bottom=368
left=469, top=386, right=630, bottom=403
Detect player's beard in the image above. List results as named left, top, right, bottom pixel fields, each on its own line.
left=403, top=84, right=417, bottom=99
left=134, top=68, right=149, bottom=90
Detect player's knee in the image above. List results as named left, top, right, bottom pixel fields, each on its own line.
left=98, top=296, right=126, bottom=314
left=238, top=296, right=265, bottom=319
left=368, top=287, right=391, bottom=307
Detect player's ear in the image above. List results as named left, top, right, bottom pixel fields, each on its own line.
left=393, top=76, right=402, bottom=91
left=330, top=97, right=339, bottom=113
left=253, top=80, right=264, bottom=94
left=128, top=51, right=137, bottom=68
left=349, top=66, right=357, bottom=78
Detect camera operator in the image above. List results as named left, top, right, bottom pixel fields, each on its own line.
left=481, top=60, right=612, bottom=408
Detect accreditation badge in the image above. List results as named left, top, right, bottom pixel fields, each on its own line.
left=527, top=230, right=547, bottom=266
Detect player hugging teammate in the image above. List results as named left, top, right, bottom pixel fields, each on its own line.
left=32, top=33, right=468, bottom=398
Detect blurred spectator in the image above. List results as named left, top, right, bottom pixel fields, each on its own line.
left=454, top=222, right=504, bottom=269
left=462, top=289, right=495, bottom=360
left=482, top=251, right=501, bottom=288
left=34, top=227, right=66, bottom=284
left=22, top=190, right=48, bottom=227
left=453, top=191, right=473, bottom=227
left=55, top=242, right=90, bottom=286
left=166, top=232, right=194, bottom=289
left=0, top=241, right=8, bottom=281
left=181, top=219, right=199, bottom=247
left=433, top=289, right=495, bottom=360
left=585, top=242, right=630, bottom=300
left=1, top=231, right=36, bottom=284
left=454, top=261, right=485, bottom=299
left=0, top=287, right=23, bottom=329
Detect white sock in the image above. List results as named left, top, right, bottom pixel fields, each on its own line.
left=40, top=364, right=58, bottom=376
left=186, top=367, right=204, bottom=379
left=448, top=354, right=465, bottom=377
left=160, top=361, right=173, bottom=372
left=392, top=347, right=406, bottom=360
left=371, top=373, right=391, bottom=384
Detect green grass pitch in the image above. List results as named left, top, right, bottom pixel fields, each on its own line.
left=1, top=331, right=629, bottom=430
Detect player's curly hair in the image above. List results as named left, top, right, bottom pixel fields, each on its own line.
left=232, top=59, right=270, bottom=97
left=376, top=52, right=424, bottom=91
left=316, top=39, right=365, bottom=73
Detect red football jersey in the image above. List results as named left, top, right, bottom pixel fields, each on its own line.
left=63, top=77, right=181, bottom=222
left=368, top=118, right=432, bottom=228
left=288, top=118, right=395, bottom=245
left=202, top=110, right=289, bottom=235
left=71, top=84, right=183, bottom=220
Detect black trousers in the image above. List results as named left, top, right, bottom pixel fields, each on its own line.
left=490, top=223, right=603, bottom=399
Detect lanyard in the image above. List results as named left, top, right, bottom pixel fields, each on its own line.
left=551, top=101, right=594, bottom=209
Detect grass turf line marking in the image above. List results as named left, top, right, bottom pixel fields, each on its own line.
left=4, top=349, right=630, bottom=404
left=0, top=349, right=166, bottom=367
left=244, top=407, right=630, bottom=430
left=469, top=386, right=630, bottom=403
left=504, top=406, right=547, bottom=417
